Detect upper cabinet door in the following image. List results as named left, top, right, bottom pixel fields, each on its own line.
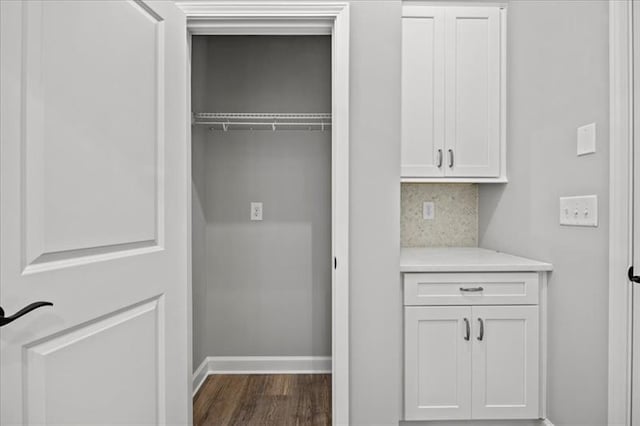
left=401, top=9, right=446, bottom=177
left=471, top=306, right=540, bottom=419
left=445, top=7, right=502, bottom=178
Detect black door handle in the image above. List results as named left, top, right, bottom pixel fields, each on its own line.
left=629, top=266, right=640, bottom=283
left=0, top=301, right=53, bottom=327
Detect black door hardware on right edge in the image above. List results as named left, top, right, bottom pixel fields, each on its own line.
left=628, top=266, right=640, bottom=284
left=0, top=302, right=53, bottom=327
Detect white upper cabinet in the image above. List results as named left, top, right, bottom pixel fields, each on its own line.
left=402, top=5, right=506, bottom=182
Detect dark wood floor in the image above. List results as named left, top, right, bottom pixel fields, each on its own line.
left=194, top=374, right=331, bottom=426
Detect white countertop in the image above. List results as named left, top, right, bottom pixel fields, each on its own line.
left=400, top=247, right=553, bottom=273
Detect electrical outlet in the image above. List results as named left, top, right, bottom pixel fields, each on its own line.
left=423, top=202, right=435, bottom=220
left=250, top=202, right=263, bottom=221
left=559, top=195, right=598, bottom=227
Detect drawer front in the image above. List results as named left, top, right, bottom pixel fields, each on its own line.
left=404, top=272, right=539, bottom=306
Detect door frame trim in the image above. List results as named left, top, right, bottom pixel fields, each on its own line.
left=609, top=1, right=633, bottom=425
left=176, top=2, right=350, bottom=424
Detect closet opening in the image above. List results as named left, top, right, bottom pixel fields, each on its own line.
left=190, top=35, right=333, bottom=425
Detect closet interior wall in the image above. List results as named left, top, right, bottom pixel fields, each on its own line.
left=191, top=36, right=332, bottom=370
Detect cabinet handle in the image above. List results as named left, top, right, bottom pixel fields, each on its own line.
left=477, top=318, right=484, bottom=341
left=437, top=149, right=443, bottom=168
left=448, top=149, right=454, bottom=168
left=459, top=286, right=484, bottom=292
left=463, top=318, right=470, bottom=341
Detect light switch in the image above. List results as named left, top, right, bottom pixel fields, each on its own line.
left=250, top=202, right=263, bottom=221
left=559, top=195, right=598, bottom=227
left=423, top=202, right=435, bottom=220
left=577, top=123, right=596, bottom=156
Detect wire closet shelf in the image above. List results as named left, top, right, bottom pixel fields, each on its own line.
left=192, top=112, right=333, bottom=131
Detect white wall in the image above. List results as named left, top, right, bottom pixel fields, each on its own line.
left=478, top=2, right=609, bottom=425
left=191, top=36, right=332, bottom=366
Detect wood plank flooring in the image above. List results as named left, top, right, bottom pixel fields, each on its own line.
left=194, top=374, right=331, bottom=426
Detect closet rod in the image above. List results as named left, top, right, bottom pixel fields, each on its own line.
left=192, top=112, right=332, bottom=131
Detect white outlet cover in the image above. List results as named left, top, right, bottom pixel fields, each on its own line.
left=559, top=195, right=598, bottom=227
left=577, top=123, right=596, bottom=156
left=250, top=202, right=263, bottom=221
left=423, top=202, right=435, bottom=220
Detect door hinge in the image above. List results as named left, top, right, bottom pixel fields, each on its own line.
left=628, top=266, right=640, bottom=283
left=334, top=257, right=337, bottom=269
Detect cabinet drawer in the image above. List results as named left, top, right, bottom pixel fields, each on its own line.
left=404, top=272, right=539, bottom=306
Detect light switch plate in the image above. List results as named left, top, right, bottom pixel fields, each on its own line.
left=250, top=202, right=263, bottom=221
left=423, top=202, right=435, bottom=220
left=560, top=195, right=598, bottom=227
left=577, top=123, right=596, bottom=156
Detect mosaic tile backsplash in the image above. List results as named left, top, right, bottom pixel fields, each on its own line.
left=401, top=183, right=478, bottom=247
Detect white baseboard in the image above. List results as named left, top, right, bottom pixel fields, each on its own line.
left=192, top=357, right=210, bottom=396
left=192, top=356, right=332, bottom=395
left=542, top=420, right=555, bottom=426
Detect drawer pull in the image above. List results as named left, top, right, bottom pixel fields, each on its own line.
left=459, top=286, right=484, bottom=292
left=463, top=318, right=470, bottom=341
left=477, top=318, right=484, bottom=341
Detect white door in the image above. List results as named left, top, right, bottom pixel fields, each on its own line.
left=404, top=306, right=472, bottom=420
left=471, top=306, right=539, bottom=419
left=0, top=1, right=189, bottom=425
left=401, top=8, right=446, bottom=178
left=444, top=7, right=501, bottom=178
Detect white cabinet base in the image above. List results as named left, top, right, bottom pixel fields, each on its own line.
left=403, top=271, right=547, bottom=422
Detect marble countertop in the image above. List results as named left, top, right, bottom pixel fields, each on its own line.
left=400, top=247, right=553, bottom=273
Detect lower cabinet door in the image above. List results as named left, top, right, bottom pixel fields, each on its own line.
left=471, top=305, right=540, bottom=419
left=405, top=306, right=472, bottom=420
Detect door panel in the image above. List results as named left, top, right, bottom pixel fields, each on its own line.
left=405, top=306, right=472, bottom=420
left=472, top=306, right=539, bottom=419
left=0, top=1, right=188, bottom=425
left=24, top=298, right=162, bottom=425
left=401, top=9, right=445, bottom=177
left=23, top=0, right=163, bottom=266
left=444, top=7, right=500, bottom=177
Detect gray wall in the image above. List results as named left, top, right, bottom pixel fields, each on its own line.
left=349, top=2, right=403, bottom=424
left=478, top=2, right=609, bottom=426
left=191, top=36, right=332, bottom=365
left=192, top=3, right=611, bottom=426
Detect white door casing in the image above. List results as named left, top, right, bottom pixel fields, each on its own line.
left=633, top=1, right=640, bottom=423
left=608, top=1, right=633, bottom=425
left=0, top=1, right=189, bottom=425
left=175, top=2, right=351, bottom=424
